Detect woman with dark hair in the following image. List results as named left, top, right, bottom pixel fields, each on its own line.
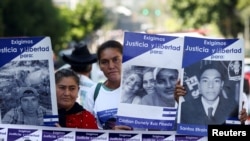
left=55, top=68, right=98, bottom=129
left=62, top=43, right=98, bottom=106
left=84, top=40, right=132, bottom=130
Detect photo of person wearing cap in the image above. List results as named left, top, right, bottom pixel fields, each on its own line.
left=62, top=42, right=98, bottom=106
left=1, top=87, right=52, bottom=125
left=140, top=67, right=178, bottom=107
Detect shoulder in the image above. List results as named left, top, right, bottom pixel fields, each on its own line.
left=80, top=75, right=97, bottom=86
left=141, top=94, right=154, bottom=104
left=85, top=83, right=100, bottom=96
left=181, top=97, right=201, bottom=107
left=132, top=96, right=142, bottom=104
left=142, top=94, right=153, bottom=100
left=99, top=84, right=121, bottom=94
left=3, top=107, right=20, bottom=118
left=4, top=108, right=16, bottom=115
left=75, top=110, right=96, bottom=120
left=39, top=106, right=52, bottom=114
left=219, top=95, right=236, bottom=104
left=82, top=110, right=95, bottom=117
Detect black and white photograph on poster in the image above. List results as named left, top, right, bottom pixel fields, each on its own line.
left=117, top=31, right=182, bottom=130
left=0, top=60, right=53, bottom=125
left=120, top=65, right=145, bottom=104
left=121, top=65, right=178, bottom=107
left=228, top=60, right=242, bottom=81
left=179, top=60, right=240, bottom=125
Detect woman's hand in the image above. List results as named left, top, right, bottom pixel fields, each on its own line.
left=112, top=125, right=133, bottom=130
left=54, top=123, right=62, bottom=127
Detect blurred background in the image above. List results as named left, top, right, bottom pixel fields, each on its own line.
left=1, top=0, right=250, bottom=62
left=1, top=0, right=250, bottom=102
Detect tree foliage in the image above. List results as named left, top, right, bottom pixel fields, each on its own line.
left=69, top=0, right=105, bottom=42
left=169, top=0, right=250, bottom=38
left=237, top=0, right=250, bottom=21
left=1, top=0, right=68, bottom=51
left=0, top=0, right=105, bottom=54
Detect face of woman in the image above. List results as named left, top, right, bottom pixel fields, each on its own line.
left=124, top=73, right=142, bottom=94
left=99, top=48, right=122, bottom=83
left=143, top=71, right=156, bottom=95
left=56, top=77, right=79, bottom=111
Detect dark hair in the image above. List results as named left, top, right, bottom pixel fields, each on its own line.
left=55, top=69, right=80, bottom=85
left=97, top=40, right=123, bottom=62
left=198, top=63, right=225, bottom=81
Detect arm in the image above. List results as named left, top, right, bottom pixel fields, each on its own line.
left=239, top=93, right=248, bottom=124
left=112, top=125, right=133, bottom=130
left=239, top=107, right=247, bottom=124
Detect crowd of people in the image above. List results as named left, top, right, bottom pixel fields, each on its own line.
left=1, top=38, right=248, bottom=135
left=56, top=39, right=248, bottom=131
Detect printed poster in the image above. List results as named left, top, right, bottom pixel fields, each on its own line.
left=42, top=130, right=75, bottom=141
left=109, top=133, right=140, bottom=141
left=0, top=37, right=58, bottom=126
left=141, top=133, right=175, bottom=141
left=117, top=31, right=184, bottom=130
left=0, top=127, right=7, bottom=141
left=175, top=135, right=207, bottom=141
left=7, top=128, right=42, bottom=141
left=177, top=36, right=244, bottom=136
left=75, top=131, right=108, bottom=141
left=0, top=123, right=212, bottom=141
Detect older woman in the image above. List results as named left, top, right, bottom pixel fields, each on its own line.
left=55, top=68, right=98, bottom=129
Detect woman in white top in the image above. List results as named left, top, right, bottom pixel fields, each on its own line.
left=84, top=40, right=132, bottom=130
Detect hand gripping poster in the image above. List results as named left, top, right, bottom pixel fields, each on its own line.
left=117, top=31, right=184, bottom=130
left=176, top=36, right=244, bottom=136
left=0, top=36, right=58, bottom=126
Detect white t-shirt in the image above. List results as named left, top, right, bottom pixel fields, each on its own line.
left=84, top=83, right=121, bottom=129
left=76, top=74, right=97, bottom=106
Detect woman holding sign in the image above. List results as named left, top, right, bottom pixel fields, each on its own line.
left=55, top=68, right=98, bottom=129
